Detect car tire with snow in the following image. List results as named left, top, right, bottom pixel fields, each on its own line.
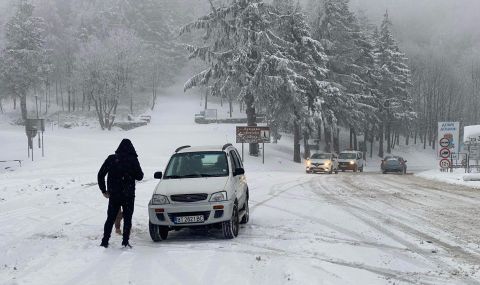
left=240, top=198, right=249, bottom=224
left=223, top=203, right=239, bottom=239
left=149, top=221, right=169, bottom=242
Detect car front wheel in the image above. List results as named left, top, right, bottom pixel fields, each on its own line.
left=240, top=198, right=249, bottom=224
left=149, top=221, right=169, bottom=242
left=223, top=203, right=239, bottom=239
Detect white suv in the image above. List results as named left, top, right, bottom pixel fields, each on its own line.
left=148, top=144, right=249, bottom=240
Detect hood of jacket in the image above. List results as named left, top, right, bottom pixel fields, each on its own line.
left=115, top=139, right=138, bottom=157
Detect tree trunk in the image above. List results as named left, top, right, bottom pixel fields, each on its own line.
left=370, top=127, right=374, bottom=158
left=0, top=98, right=3, bottom=113
left=229, top=97, right=233, bottom=118
left=324, top=125, right=332, bottom=152
left=349, top=127, right=353, bottom=149
left=353, top=129, right=358, bottom=150
left=378, top=124, right=384, bottom=158
left=245, top=93, right=259, bottom=156
left=20, top=94, right=28, bottom=122
left=303, top=131, right=310, bottom=159
left=204, top=88, right=208, bottom=110
left=334, top=128, right=340, bottom=153
left=293, top=119, right=301, bottom=163
left=13, top=97, right=16, bottom=110
left=386, top=122, right=392, bottom=154
left=317, top=120, right=322, bottom=142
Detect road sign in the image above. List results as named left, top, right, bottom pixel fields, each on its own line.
left=437, top=122, right=460, bottom=158
left=439, top=137, right=450, bottom=148
left=236, top=126, right=271, bottom=143
left=439, top=147, right=451, bottom=158
left=439, top=159, right=451, bottom=169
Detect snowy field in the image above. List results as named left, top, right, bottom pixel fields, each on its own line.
left=1, top=86, right=480, bottom=285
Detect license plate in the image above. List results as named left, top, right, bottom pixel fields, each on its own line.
left=175, top=215, right=205, bottom=224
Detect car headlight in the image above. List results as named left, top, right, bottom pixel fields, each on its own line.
left=210, top=191, right=227, bottom=202
left=350, top=161, right=355, bottom=165
left=306, top=160, right=311, bottom=167
left=325, top=160, right=331, bottom=166
left=151, top=194, right=169, bottom=205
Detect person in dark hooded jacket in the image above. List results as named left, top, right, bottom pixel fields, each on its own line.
left=98, top=139, right=144, bottom=248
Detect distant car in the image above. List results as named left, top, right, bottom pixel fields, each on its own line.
left=338, top=151, right=364, bottom=172
left=381, top=156, right=407, bottom=174
left=148, top=144, right=249, bottom=241
left=306, top=152, right=339, bottom=174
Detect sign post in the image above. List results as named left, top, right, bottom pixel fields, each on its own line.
left=438, top=122, right=460, bottom=171
left=236, top=126, right=270, bottom=164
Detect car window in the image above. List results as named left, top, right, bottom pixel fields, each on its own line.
left=164, top=151, right=229, bottom=179
left=233, top=149, right=243, bottom=168
left=230, top=150, right=242, bottom=169
left=311, top=153, right=330, bottom=159
left=339, top=153, right=356, bottom=159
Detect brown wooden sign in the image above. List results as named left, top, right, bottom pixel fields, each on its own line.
left=236, top=126, right=270, bottom=143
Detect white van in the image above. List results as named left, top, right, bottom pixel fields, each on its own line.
left=338, top=151, right=365, bottom=172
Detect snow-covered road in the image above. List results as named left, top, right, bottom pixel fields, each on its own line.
left=1, top=90, right=480, bottom=284
left=2, top=170, right=480, bottom=284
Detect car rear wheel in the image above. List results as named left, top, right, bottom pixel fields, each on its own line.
left=223, top=203, right=239, bottom=239
left=149, top=221, right=168, bottom=242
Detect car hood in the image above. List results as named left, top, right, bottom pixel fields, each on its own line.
left=154, top=176, right=229, bottom=196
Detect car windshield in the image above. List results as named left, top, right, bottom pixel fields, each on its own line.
left=339, top=153, right=356, bottom=159
left=311, top=153, right=330, bottom=159
left=164, top=151, right=229, bottom=179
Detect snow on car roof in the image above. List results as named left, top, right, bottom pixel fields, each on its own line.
left=176, top=145, right=230, bottom=153
left=464, top=125, right=480, bottom=143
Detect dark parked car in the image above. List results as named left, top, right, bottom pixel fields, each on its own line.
left=381, top=156, right=407, bottom=174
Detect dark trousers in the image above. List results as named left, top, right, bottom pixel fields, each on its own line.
left=103, top=195, right=135, bottom=242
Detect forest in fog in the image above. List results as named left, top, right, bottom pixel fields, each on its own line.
left=0, top=0, right=479, bottom=161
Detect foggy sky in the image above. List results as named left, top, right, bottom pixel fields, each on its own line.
left=349, top=0, right=480, bottom=59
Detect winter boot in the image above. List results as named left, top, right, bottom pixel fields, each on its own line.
left=100, top=239, right=109, bottom=248
left=121, top=239, right=132, bottom=248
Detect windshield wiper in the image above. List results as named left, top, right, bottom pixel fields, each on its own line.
left=164, top=175, right=182, bottom=179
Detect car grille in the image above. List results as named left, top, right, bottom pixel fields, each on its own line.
left=167, top=211, right=210, bottom=222
left=312, top=163, right=324, bottom=166
left=170, top=193, right=208, bottom=202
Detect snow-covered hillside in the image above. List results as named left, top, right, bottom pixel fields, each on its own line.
left=1, top=85, right=480, bottom=285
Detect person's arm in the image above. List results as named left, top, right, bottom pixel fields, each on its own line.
left=98, top=156, right=112, bottom=193
left=132, top=157, right=144, bottom=181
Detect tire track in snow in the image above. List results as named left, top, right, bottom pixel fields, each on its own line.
left=311, top=175, right=480, bottom=285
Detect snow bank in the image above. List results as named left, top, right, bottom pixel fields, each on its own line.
left=416, top=169, right=480, bottom=189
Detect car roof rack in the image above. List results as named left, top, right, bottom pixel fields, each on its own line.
left=175, top=145, right=191, bottom=153
left=222, top=143, right=233, bottom=151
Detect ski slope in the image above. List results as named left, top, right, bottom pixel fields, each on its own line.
left=1, top=87, right=480, bottom=285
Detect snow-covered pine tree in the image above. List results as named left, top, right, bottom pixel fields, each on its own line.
left=180, top=0, right=288, bottom=156
left=311, top=0, right=375, bottom=151
left=375, top=11, right=414, bottom=155
left=0, top=0, right=46, bottom=121
left=270, top=0, right=332, bottom=162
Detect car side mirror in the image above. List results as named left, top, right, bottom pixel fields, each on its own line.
left=234, top=168, right=245, bottom=176
left=154, top=172, right=163, bottom=179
